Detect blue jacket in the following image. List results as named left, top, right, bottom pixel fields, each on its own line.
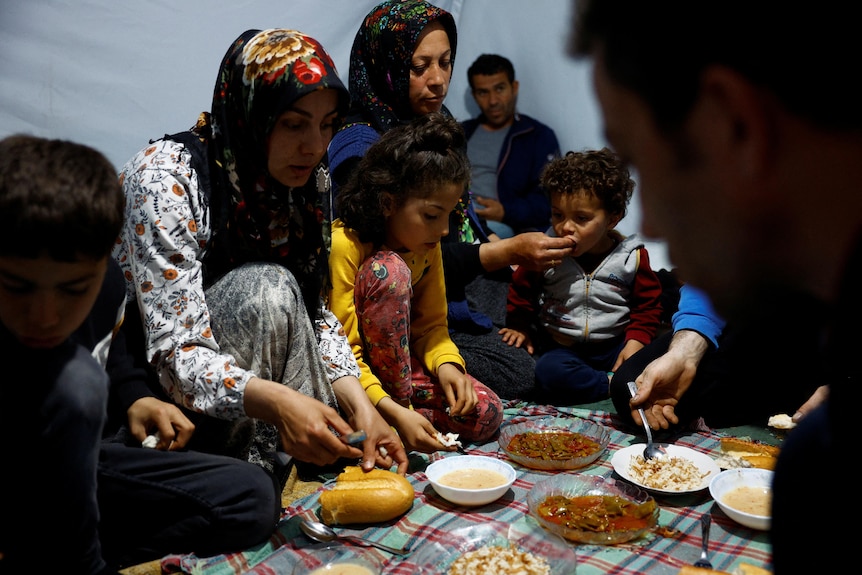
left=462, top=112, right=560, bottom=233
left=672, top=284, right=726, bottom=348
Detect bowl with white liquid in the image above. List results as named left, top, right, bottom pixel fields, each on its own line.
left=425, top=454, right=516, bottom=506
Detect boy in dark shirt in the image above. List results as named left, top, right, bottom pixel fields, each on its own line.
left=0, top=135, right=279, bottom=574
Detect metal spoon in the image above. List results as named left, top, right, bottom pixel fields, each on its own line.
left=626, top=381, right=663, bottom=460
left=300, top=518, right=411, bottom=556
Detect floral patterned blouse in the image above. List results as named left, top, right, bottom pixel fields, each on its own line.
left=112, top=139, right=359, bottom=421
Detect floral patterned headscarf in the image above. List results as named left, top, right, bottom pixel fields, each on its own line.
left=347, top=0, right=458, bottom=133
left=195, top=29, right=348, bottom=317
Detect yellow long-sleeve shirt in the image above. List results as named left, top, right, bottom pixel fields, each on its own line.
left=328, top=219, right=465, bottom=406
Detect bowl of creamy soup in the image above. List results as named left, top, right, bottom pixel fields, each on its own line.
left=425, top=455, right=516, bottom=506
left=291, top=544, right=383, bottom=575
left=708, top=468, right=773, bottom=530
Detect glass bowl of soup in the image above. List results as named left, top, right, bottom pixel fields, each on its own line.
left=425, top=454, right=516, bottom=506
left=708, top=468, right=773, bottom=530
left=527, top=473, right=659, bottom=544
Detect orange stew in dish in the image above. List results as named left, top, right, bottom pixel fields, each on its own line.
left=537, top=495, right=657, bottom=533
left=508, top=431, right=601, bottom=460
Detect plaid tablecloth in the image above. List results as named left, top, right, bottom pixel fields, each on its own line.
left=161, top=402, right=773, bottom=574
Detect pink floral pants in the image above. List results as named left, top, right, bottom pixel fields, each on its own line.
left=354, top=251, right=503, bottom=442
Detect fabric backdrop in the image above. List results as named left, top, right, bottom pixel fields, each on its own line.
left=0, top=0, right=671, bottom=270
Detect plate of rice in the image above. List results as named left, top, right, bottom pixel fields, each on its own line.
left=611, top=443, right=720, bottom=494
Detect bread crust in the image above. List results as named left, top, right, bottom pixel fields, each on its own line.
left=319, top=466, right=414, bottom=525
left=719, top=438, right=780, bottom=470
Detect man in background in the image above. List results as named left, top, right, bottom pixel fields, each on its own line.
left=462, top=54, right=560, bottom=238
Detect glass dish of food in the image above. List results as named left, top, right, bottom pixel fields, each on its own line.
left=498, top=416, right=611, bottom=471
left=407, top=519, right=577, bottom=575
left=527, top=473, right=659, bottom=545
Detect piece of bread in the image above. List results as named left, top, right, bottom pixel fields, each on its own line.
left=735, top=563, right=772, bottom=575
left=678, top=564, right=772, bottom=575
left=719, top=437, right=780, bottom=470
left=678, top=567, right=729, bottom=575
left=319, top=466, right=414, bottom=525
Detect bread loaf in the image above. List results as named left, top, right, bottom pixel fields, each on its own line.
left=719, top=438, right=780, bottom=470
left=319, top=466, right=414, bottom=525
left=678, top=563, right=771, bottom=575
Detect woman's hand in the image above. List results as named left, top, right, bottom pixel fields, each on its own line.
left=332, top=376, right=409, bottom=474
left=244, top=377, right=363, bottom=466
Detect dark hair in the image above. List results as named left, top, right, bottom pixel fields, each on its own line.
left=0, top=134, right=124, bottom=261
left=467, top=53, right=515, bottom=88
left=569, top=0, right=862, bottom=133
left=337, top=112, right=470, bottom=247
left=541, top=147, right=634, bottom=219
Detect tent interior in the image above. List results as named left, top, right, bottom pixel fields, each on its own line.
left=0, top=0, right=671, bottom=270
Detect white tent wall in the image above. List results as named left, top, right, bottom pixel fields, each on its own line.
left=0, top=0, right=671, bottom=270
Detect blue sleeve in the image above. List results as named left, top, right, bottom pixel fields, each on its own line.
left=671, top=283, right=726, bottom=348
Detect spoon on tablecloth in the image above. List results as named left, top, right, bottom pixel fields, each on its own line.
left=627, top=381, right=663, bottom=460
left=300, top=518, right=411, bottom=555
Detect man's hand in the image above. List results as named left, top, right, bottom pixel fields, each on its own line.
left=473, top=196, right=505, bottom=223
left=629, top=330, right=708, bottom=430
left=793, top=385, right=828, bottom=423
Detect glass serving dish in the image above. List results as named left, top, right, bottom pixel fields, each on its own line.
left=498, top=416, right=611, bottom=471
left=527, top=473, right=658, bottom=545
left=407, top=519, right=577, bottom=575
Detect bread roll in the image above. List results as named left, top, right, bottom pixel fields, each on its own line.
left=678, top=567, right=729, bottom=575
left=719, top=437, right=780, bottom=470
left=319, top=466, right=414, bottom=525
left=735, top=564, right=772, bottom=575
left=677, top=564, right=772, bottom=575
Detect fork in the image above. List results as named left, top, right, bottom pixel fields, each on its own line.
left=694, top=513, right=713, bottom=568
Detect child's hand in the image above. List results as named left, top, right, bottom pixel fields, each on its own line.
left=392, top=406, right=457, bottom=453
left=612, top=339, right=645, bottom=372
left=498, top=327, right=534, bottom=354
left=437, top=363, right=478, bottom=417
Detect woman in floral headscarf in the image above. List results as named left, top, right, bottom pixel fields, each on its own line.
left=113, top=29, right=407, bottom=482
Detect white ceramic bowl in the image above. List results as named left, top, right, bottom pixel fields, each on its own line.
left=708, top=468, right=773, bottom=531
left=425, top=455, right=516, bottom=506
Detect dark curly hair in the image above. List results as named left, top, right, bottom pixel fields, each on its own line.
left=540, top=147, right=634, bottom=219
left=336, top=112, right=470, bottom=247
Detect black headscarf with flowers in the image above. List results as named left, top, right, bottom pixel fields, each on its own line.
left=193, top=29, right=348, bottom=318
left=346, top=0, right=458, bottom=133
